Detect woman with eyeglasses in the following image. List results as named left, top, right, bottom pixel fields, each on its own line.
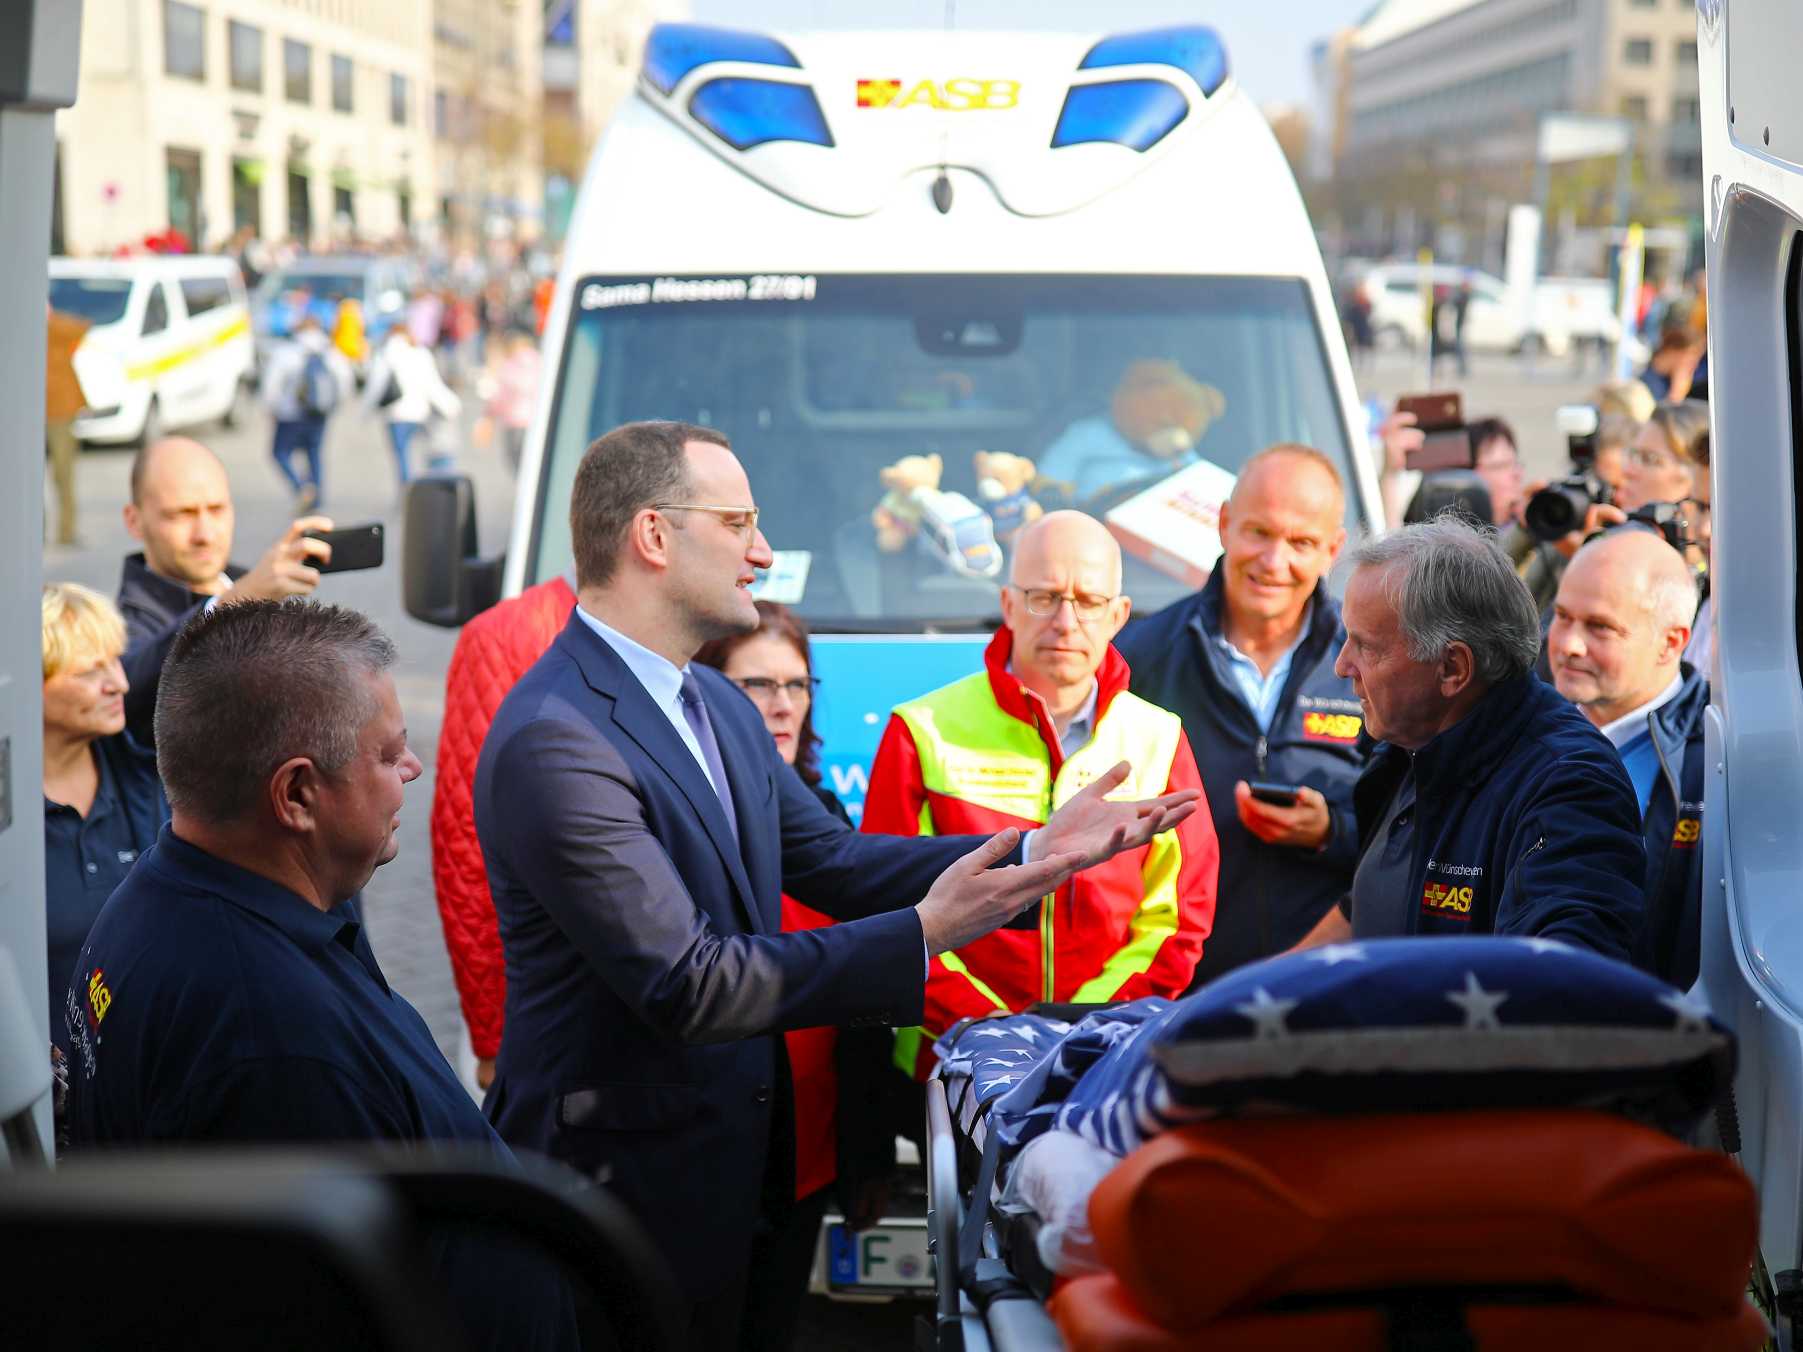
left=1618, top=400, right=1713, bottom=671
left=694, top=600, right=895, bottom=1350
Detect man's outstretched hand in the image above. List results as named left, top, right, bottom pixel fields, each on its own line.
left=916, top=830, right=1087, bottom=956
left=1033, top=761, right=1199, bottom=868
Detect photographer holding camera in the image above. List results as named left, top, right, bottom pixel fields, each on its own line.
left=1620, top=401, right=1712, bottom=670
left=1503, top=407, right=1636, bottom=608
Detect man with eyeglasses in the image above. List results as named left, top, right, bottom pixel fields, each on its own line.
left=473, top=422, right=1198, bottom=1348
left=1118, top=444, right=1370, bottom=986
left=863, top=510, right=1219, bottom=1078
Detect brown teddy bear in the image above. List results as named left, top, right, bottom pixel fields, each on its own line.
left=1038, top=360, right=1229, bottom=503
left=973, top=451, right=1044, bottom=543
left=1111, top=359, right=1228, bottom=460
left=871, top=452, right=944, bottom=552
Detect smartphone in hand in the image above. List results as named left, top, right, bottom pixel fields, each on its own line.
left=303, top=522, right=385, bottom=574
left=1395, top=391, right=1473, bottom=473
left=1247, top=780, right=1303, bottom=808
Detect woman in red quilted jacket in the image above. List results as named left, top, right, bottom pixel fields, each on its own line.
left=696, top=602, right=893, bottom=1350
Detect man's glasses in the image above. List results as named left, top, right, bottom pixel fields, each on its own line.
left=653, top=503, right=760, bottom=539
left=1012, top=585, right=1117, bottom=622
left=733, top=677, right=819, bottom=705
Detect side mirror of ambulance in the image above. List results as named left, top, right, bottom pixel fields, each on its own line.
left=402, top=474, right=504, bottom=628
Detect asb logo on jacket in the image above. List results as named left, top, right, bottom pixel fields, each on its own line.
left=1421, top=881, right=1475, bottom=918
left=1303, top=711, right=1362, bottom=744
left=1420, top=859, right=1483, bottom=922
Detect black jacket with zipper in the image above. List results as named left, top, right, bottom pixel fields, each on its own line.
left=1350, top=672, right=1646, bottom=962
left=1118, top=570, right=1367, bottom=986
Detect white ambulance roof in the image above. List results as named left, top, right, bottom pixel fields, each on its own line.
left=561, top=24, right=1318, bottom=281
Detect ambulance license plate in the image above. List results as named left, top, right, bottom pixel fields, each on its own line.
left=826, top=1220, right=934, bottom=1291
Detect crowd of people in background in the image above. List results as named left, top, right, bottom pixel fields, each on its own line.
left=44, top=232, right=547, bottom=530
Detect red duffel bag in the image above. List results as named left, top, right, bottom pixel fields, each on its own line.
left=1085, top=1109, right=1757, bottom=1332
left=1049, top=1272, right=1771, bottom=1352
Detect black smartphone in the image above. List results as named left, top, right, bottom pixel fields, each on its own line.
left=304, top=522, right=385, bottom=574
left=1396, top=391, right=1474, bottom=473
left=1248, top=780, right=1302, bottom=808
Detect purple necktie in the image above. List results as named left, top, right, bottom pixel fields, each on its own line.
left=680, top=670, right=739, bottom=847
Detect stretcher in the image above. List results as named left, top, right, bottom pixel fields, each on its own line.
left=917, top=938, right=1769, bottom=1352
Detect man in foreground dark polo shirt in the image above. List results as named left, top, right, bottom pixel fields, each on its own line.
left=65, top=599, right=570, bottom=1348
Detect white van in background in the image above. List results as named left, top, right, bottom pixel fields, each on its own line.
left=1361, top=260, right=1620, bottom=357
left=49, top=255, right=254, bottom=446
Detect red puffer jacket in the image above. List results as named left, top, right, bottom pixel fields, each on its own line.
left=430, top=577, right=576, bottom=1060
left=429, top=580, right=839, bottom=1200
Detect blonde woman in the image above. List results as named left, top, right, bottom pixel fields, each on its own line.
left=42, top=583, right=166, bottom=1062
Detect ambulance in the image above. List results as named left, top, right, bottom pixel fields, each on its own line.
left=49, top=254, right=254, bottom=445
left=412, top=20, right=1382, bottom=815
left=405, top=18, right=1383, bottom=1301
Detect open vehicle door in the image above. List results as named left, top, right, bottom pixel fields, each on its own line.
left=1697, top=1, right=1803, bottom=1345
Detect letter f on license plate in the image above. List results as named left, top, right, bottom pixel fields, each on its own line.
left=826, top=1221, right=934, bottom=1291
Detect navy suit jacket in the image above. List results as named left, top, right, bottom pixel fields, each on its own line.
left=474, top=614, right=988, bottom=1298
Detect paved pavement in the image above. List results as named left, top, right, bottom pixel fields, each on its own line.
left=39, top=339, right=1609, bottom=1349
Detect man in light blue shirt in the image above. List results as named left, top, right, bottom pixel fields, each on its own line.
left=1212, top=599, right=1313, bottom=734
left=1547, top=529, right=1698, bottom=814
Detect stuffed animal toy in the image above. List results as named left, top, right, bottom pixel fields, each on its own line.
left=1110, top=359, right=1228, bottom=460
left=872, top=452, right=944, bottom=552
left=1038, top=360, right=1230, bottom=503
left=973, top=451, right=1044, bottom=543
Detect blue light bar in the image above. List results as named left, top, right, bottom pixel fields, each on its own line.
left=1079, top=25, right=1230, bottom=97
left=1051, top=79, right=1189, bottom=152
left=642, top=23, right=801, bottom=97
left=689, top=78, right=834, bottom=151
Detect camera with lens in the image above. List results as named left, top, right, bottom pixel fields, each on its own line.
left=1621, top=501, right=1696, bottom=554
left=1523, top=405, right=1612, bottom=542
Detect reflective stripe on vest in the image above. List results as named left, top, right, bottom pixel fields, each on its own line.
left=891, top=672, right=1184, bottom=1075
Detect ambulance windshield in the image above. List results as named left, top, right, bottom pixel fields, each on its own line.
left=534, top=273, right=1357, bottom=629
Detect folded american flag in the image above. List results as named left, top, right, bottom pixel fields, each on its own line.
left=940, top=937, right=1733, bottom=1159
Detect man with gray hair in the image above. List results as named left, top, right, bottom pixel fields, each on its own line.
left=1549, top=528, right=1707, bottom=985
left=1295, top=516, right=1647, bottom=960
left=63, top=599, right=571, bottom=1345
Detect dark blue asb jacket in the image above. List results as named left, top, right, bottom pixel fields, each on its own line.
left=1351, top=674, right=1647, bottom=961
left=475, top=615, right=993, bottom=1304
left=1118, top=571, right=1368, bottom=984
left=1639, top=665, right=1708, bottom=988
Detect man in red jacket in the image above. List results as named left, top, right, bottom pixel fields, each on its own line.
left=430, top=574, right=576, bottom=1088
left=863, top=511, right=1219, bottom=1076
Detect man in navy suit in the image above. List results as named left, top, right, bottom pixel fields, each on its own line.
left=475, top=421, right=1196, bottom=1347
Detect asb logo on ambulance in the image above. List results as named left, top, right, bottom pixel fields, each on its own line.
left=855, top=78, right=1021, bottom=110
